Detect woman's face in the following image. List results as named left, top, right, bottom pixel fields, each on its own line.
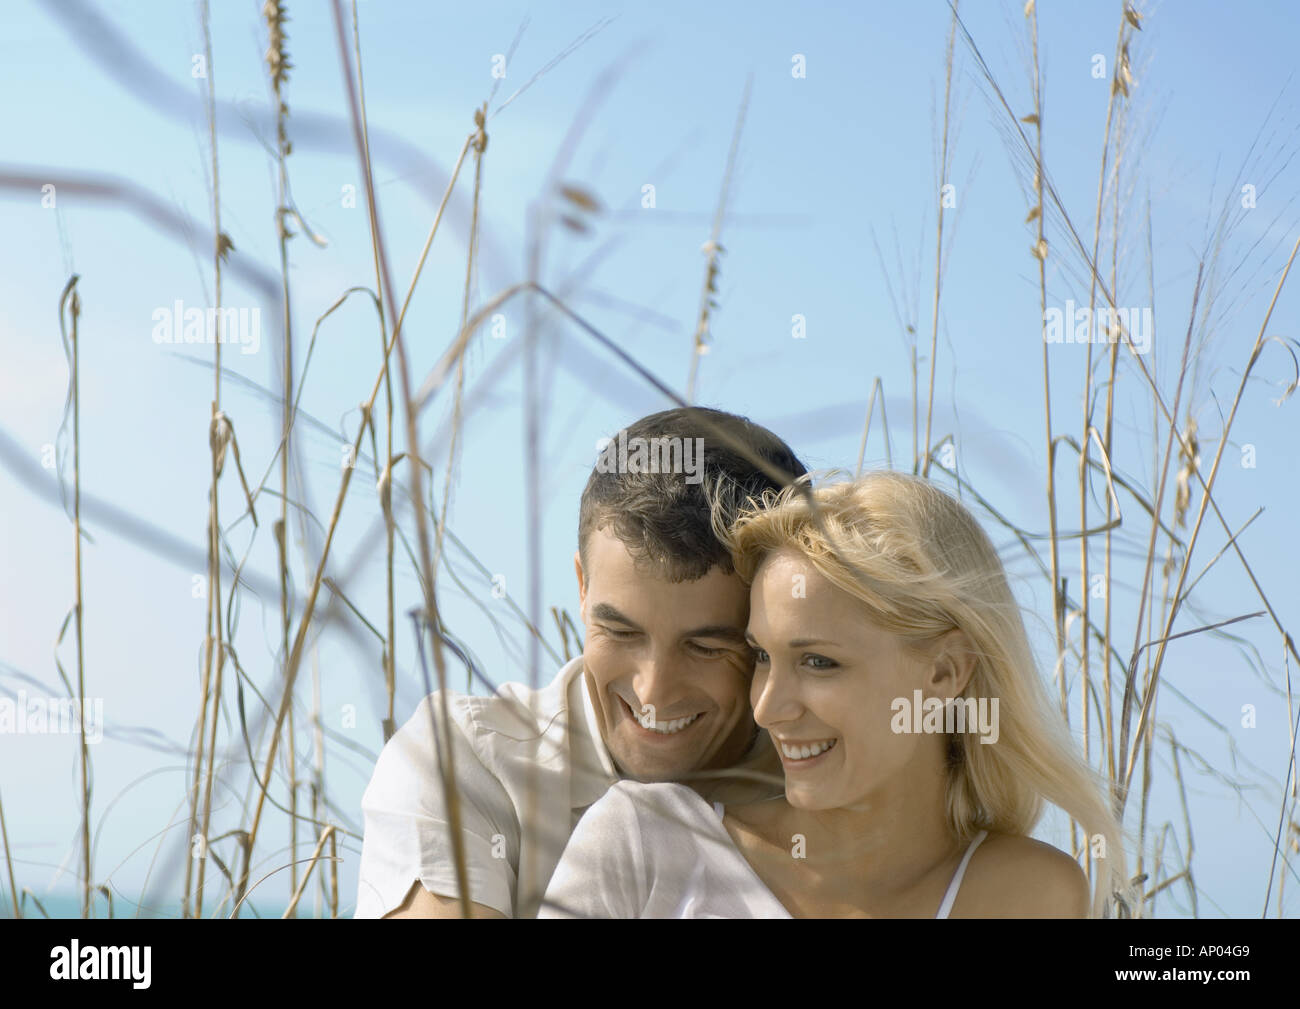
left=746, top=548, right=945, bottom=811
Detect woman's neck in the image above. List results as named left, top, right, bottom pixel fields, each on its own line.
left=764, top=764, right=964, bottom=905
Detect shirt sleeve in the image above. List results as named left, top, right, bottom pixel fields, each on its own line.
left=355, top=691, right=519, bottom=918
left=537, top=781, right=647, bottom=919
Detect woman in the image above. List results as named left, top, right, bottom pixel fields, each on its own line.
left=540, top=472, right=1128, bottom=918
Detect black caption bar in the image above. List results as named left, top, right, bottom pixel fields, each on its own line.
left=0, top=916, right=1289, bottom=996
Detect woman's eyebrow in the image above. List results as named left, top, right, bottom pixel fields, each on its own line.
left=743, top=633, right=838, bottom=648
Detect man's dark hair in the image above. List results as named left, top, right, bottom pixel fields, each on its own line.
left=578, top=406, right=807, bottom=582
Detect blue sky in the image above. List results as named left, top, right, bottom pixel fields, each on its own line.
left=2, top=0, right=1299, bottom=918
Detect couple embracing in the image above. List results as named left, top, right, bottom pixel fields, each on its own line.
left=356, top=407, right=1126, bottom=919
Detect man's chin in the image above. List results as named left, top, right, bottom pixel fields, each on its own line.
left=609, top=739, right=702, bottom=783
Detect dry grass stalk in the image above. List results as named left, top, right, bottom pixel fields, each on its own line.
left=1076, top=2, right=1139, bottom=887
left=920, top=1, right=958, bottom=478
left=854, top=376, right=893, bottom=476
left=953, top=0, right=1300, bottom=914
left=281, top=825, right=335, bottom=918
left=262, top=0, right=301, bottom=912
left=432, top=101, right=488, bottom=642
left=349, top=0, right=398, bottom=745
left=235, top=0, right=494, bottom=914
left=1119, top=238, right=1300, bottom=800
left=55, top=275, right=92, bottom=917
left=1116, top=245, right=1300, bottom=917
left=0, top=785, right=18, bottom=917
left=189, top=0, right=230, bottom=919
left=333, top=34, right=475, bottom=913
left=1020, top=7, right=1072, bottom=862
left=685, top=77, right=750, bottom=404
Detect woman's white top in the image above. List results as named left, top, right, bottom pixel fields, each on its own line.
left=539, top=780, right=988, bottom=919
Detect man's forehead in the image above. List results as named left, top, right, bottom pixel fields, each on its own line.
left=585, top=526, right=735, bottom=583
left=584, top=532, right=748, bottom=624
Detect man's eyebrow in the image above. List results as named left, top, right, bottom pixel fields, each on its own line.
left=590, top=603, right=641, bottom=627
left=682, top=625, right=749, bottom=643
left=590, top=605, right=746, bottom=643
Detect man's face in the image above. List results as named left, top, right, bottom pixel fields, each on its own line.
left=576, top=527, right=758, bottom=783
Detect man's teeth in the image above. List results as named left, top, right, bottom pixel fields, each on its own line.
left=780, top=739, right=837, bottom=760
left=635, top=709, right=703, bottom=734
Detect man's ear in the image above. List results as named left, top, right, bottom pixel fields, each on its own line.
left=574, top=550, right=587, bottom=613
left=924, top=629, right=977, bottom=700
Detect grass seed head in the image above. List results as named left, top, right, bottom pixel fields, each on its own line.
left=263, top=1, right=291, bottom=92
left=210, top=411, right=233, bottom=476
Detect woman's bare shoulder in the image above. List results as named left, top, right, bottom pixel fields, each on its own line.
left=953, top=831, right=1091, bottom=918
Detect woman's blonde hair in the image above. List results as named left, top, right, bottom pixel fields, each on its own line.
left=715, top=469, right=1130, bottom=916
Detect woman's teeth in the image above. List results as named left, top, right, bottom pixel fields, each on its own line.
left=781, top=739, right=837, bottom=760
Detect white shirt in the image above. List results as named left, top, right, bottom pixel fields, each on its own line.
left=540, top=780, right=989, bottom=918
left=355, top=656, right=782, bottom=918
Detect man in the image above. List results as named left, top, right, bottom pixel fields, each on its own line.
left=354, top=406, right=806, bottom=918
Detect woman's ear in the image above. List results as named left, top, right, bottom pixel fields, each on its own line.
left=925, top=628, right=977, bottom=699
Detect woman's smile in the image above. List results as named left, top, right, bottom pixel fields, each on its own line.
left=775, top=737, right=839, bottom=766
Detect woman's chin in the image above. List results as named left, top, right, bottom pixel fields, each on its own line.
left=784, top=784, right=832, bottom=810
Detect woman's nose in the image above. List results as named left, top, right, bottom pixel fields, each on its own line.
left=751, top=662, right=800, bottom=727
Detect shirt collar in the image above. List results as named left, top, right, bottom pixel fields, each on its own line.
left=567, top=655, right=620, bottom=809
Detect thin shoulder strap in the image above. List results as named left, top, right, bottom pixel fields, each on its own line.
left=935, top=830, right=988, bottom=919
left=712, top=801, right=725, bottom=821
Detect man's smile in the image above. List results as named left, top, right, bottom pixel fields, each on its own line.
left=619, top=695, right=707, bottom=737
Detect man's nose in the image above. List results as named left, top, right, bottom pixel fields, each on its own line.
left=630, top=647, right=685, bottom=711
